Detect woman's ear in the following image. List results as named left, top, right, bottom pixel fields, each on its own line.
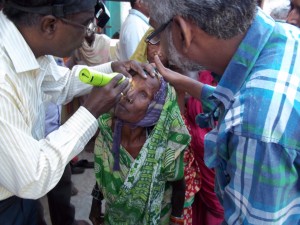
left=40, top=15, right=59, bottom=39
left=171, top=15, right=194, bottom=54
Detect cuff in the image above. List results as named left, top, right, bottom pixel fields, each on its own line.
left=201, top=84, right=216, bottom=101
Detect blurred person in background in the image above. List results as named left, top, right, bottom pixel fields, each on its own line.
left=117, top=0, right=150, bottom=61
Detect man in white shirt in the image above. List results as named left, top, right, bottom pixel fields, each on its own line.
left=117, top=0, right=150, bottom=61
left=0, top=0, right=152, bottom=224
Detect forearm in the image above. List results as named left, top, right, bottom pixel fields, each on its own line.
left=154, top=55, right=206, bottom=100
left=171, top=178, right=185, bottom=217
left=169, top=73, right=204, bottom=100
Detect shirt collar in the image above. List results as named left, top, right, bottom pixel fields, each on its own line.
left=0, top=11, right=40, bottom=73
left=129, top=8, right=149, bottom=24
left=213, top=8, right=275, bottom=109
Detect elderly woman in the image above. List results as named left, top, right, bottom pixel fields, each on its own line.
left=93, top=71, right=190, bottom=225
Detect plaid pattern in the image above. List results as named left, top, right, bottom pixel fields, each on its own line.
left=201, top=9, right=300, bottom=224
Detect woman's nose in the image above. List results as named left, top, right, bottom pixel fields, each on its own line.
left=125, top=90, right=135, bottom=104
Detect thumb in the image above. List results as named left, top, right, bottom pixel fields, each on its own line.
left=120, top=69, right=132, bottom=79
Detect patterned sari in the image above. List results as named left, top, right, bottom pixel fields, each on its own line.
left=94, top=85, right=190, bottom=225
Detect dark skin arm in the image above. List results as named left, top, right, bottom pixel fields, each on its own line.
left=89, top=183, right=104, bottom=225
left=171, top=178, right=185, bottom=217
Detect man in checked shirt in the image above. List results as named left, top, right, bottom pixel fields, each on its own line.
left=145, top=0, right=300, bottom=224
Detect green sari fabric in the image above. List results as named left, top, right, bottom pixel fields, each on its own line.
left=94, top=84, right=190, bottom=225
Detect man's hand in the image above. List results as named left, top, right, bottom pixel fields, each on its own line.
left=83, top=74, right=130, bottom=118
left=153, top=55, right=205, bottom=100
left=111, top=60, right=156, bottom=79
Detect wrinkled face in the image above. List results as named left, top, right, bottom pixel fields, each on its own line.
left=114, top=74, right=160, bottom=123
left=287, top=0, right=300, bottom=28
left=55, top=11, right=94, bottom=57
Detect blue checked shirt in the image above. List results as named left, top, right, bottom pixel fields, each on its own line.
left=201, top=9, right=300, bottom=225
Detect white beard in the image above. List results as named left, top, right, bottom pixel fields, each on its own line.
left=166, top=31, right=206, bottom=72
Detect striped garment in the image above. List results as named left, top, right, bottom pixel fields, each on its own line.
left=0, top=11, right=113, bottom=200
left=201, top=8, right=300, bottom=224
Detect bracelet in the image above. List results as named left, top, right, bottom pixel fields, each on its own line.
left=170, top=215, right=184, bottom=225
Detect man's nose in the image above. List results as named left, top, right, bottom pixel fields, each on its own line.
left=286, top=9, right=300, bottom=27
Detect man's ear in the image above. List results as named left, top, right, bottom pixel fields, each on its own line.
left=40, top=15, right=59, bottom=39
left=135, top=0, right=142, bottom=7
left=171, top=15, right=194, bottom=54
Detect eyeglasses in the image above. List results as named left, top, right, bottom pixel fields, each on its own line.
left=60, top=18, right=97, bottom=37
left=145, top=19, right=173, bottom=45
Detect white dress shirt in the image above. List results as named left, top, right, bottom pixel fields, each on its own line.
left=0, top=11, right=113, bottom=200
left=117, top=9, right=149, bottom=61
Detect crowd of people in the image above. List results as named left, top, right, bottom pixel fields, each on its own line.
left=1, top=0, right=300, bottom=224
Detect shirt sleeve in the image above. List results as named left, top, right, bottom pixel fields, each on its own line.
left=201, top=84, right=217, bottom=113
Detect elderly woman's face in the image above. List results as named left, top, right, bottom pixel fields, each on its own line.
left=114, top=75, right=160, bottom=123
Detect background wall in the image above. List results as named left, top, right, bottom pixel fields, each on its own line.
left=104, top=1, right=130, bottom=38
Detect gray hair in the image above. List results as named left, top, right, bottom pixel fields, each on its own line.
left=145, top=0, right=257, bottom=39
